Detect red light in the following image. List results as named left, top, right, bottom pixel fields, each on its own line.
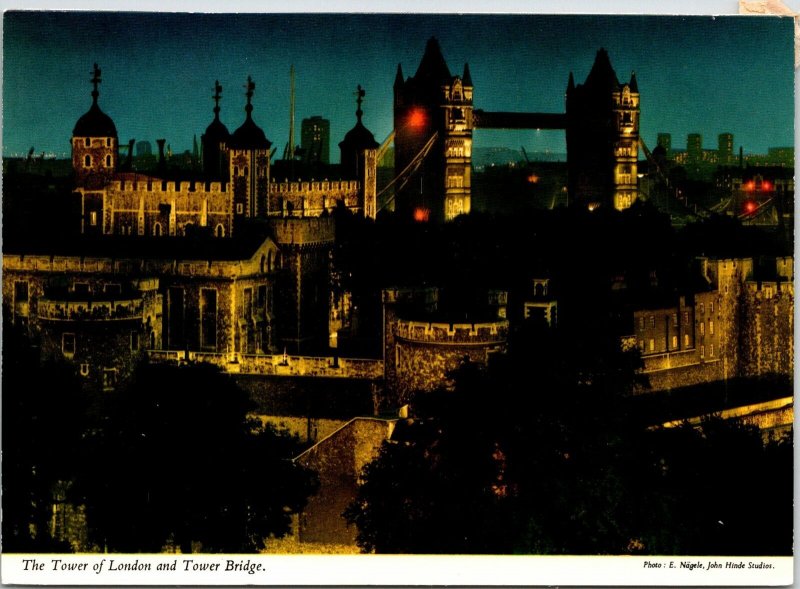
left=762, top=180, right=772, bottom=191
left=745, top=180, right=755, bottom=192
left=745, top=201, right=756, bottom=213
left=408, top=109, right=426, bottom=128
left=413, top=207, right=430, bottom=222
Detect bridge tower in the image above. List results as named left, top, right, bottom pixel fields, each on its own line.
left=393, top=37, right=473, bottom=222
left=566, top=49, right=639, bottom=211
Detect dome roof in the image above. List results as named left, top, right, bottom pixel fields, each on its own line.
left=340, top=120, right=379, bottom=152
left=73, top=101, right=117, bottom=138
left=229, top=77, right=271, bottom=151
left=204, top=117, right=230, bottom=142
left=229, top=116, right=270, bottom=150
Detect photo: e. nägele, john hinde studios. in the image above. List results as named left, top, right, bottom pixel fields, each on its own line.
left=1, top=10, right=793, bottom=570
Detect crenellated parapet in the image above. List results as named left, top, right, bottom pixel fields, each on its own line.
left=395, top=319, right=508, bottom=345
left=268, top=179, right=361, bottom=217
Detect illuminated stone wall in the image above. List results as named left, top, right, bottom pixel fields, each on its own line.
left=391, top=319, right=508, bottom=403
left=268, top=179, right=361, bottom=217
left=102, top=179, right=233, bottom=237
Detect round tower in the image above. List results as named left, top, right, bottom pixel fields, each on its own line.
left=72, top=63, right=118, bottom=189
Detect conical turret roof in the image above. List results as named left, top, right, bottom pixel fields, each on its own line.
left=583, top=48, right=620, bottom=92
left=413, top=37, right=452, bottom=85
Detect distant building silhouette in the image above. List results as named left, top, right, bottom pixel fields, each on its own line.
left=135, top=140, right=152, bottom=157
left=657, top=133, right=672, bottom=158
left=301, top=116, right=330, bottom=164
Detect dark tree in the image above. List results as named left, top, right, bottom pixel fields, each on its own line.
left=346, top=325, right=792, bottom=555
left=72, top=362, right=317, bottom=553
left=2, top=320, right=88, bottom=552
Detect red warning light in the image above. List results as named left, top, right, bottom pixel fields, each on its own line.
left=745, top=201, right=757, bottom=214
left=408, top=108, right=426, bottom=128
left=745, top=180, right=755, bottom=192
left=413, top=207, right=430, bottom=222
left=762, top=180, right=772, bottom=191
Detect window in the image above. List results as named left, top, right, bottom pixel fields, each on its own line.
left=700, top=322, right=705, bottom=335
left=649, top=316, right=655, bottom=328
left=200, top=288, right=218, bottom=351
left=103, top=368, right=117, bottom=391
left=684, top=334, right=690, bottom=347
left=130, top=332, right=140, bottom=351
left=700, top=345, right=705, bottom=359
left=85, top=138, right=91, bottom=147
left=80, top=363, right=90, bottom=377
left=709, top=320, right=714, bottom=335
left=90, top=211, right=98, bottom=226
left=84, top=155, right=92, bottom=167
left=62, top=333, right=76, bottom=357
left=236, top=203, right=244, bottom=215
left=257, top=285, right=267, bottom=309
left=105, top=155, right=112, bottom=167
left=699, top=303, right=704, bottom=314
left=215, top=224, right=225, bottom=238
left=672, top=313, right=677, bottom=326
left=683, top=311, right=689, bottom=324
left=106, top=138, right=111, bottom=147
left=234, top=166, right=239, bottom=176
left=638, top=317, right=644, bottom=330
left=153, top=222, right=162, bottom=237
left=14, top=281, right=29, bottom=305
left=638, top=339, right=644, bottom=351
left=104, top=283, right=122, bottom=296
left=649, top=339, right=655, bottom=352
left=671, top=335, right=678, bottom=349
left=709, top=344, right=715, bottom=357
left=73, top=282, right=90, bottom=295
left=709, top=302, right=714, bottom=314
left=243, top=288, right=253, bottom=319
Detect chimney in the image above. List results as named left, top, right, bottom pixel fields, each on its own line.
left=125, top=139, right=135, bottom=171
left=157, top=139, right=166, bottom=170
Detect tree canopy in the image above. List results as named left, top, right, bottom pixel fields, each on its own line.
left=346, top=327, right=793, bottom=555
left=69, top=362, right=318, bottom=553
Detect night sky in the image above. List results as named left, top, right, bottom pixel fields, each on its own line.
left=3, top=12, right=794, bottom=160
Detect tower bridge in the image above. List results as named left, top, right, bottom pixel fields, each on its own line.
left=392, top=38, right=640, bottom=221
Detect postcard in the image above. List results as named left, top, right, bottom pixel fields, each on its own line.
left=1, top=9, right=794, bottom=586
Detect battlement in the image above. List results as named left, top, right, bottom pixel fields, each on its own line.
left=110, top=179, right=228, bottom=196
left=270, top=179, right=359, bottom=195
left=395, top=319, right=509, bottom=345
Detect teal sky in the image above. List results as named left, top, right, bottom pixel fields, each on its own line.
left=3, top=13, right=794, bottom=160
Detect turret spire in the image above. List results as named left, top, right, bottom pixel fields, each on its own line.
left=629, top=71, right=638, bottom=93
left=244, top=76, right=255, bottom=117
left=212, top=80, right=222, bottom=119
left=91, top=63, right=101, bottom=104
left=462, top=63, right=473, bottom=87
left=394, top=63, right=404, bottom=88
left=355, top=84, right=365, bottom=123
left=567, top=71, right=575, bottom=92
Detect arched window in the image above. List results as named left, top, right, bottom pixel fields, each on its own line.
left=234, top=166, right=239, bottom=176
left=84, top=138, right=91, bottom=147
left=84, top=155, right=91, bottom=167
left=267, top=251, right=273, bottom=272
left=260, top=255, right=266, bottom=274
left=105, top=155, right=112, bottom=167
left=243, top=166, right=249, bottom=177
left=183, top=222, right=194, bottom=236
left=215, top=224, right=225, bottom=238
left=153, top=222, right=162, bottom=237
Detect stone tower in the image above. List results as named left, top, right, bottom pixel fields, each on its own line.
left=227, top=76, right=272, bottom=221
left=393, top=37, right=473, bottom=222
left=72, top=63, right=118, bottom=190
left=566, top=49, right=639, bottom=211
left=339, top=85, right=380, bottom=219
